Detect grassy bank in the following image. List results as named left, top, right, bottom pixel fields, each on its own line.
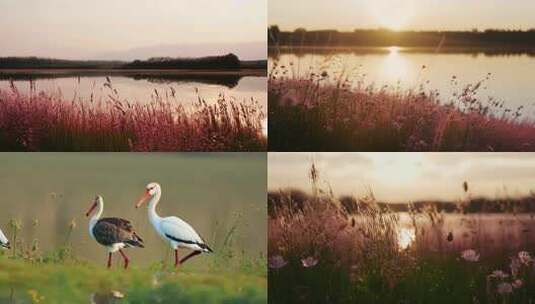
left=0, top=255, right=266, bottom=304
left=1, top=212, right=266, bottom=304
left=268, top=166, right=535, bottom=303
left=269, top=70, right=535, bottom=151
left=0, top=80, right=266, bottom=151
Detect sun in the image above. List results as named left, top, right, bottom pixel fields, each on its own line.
left=368, top=0, right=416, bottom=31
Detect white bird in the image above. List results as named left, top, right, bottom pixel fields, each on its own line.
left=136, top=182, right=212, bottom=268
left=86, top=195, right=144, bottom=269
left=0, top=226, right=10, bottom=249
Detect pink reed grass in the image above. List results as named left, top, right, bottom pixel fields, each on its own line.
left=269, top=70, right=535, bottom=151
left=0, top=84, right=266, bottom=151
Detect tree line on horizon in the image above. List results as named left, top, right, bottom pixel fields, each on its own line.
left=125, top=53, right=241, bottom=69
left=268, top=25, right=535, bottom=48
left=268, top=189, right=535, bottom=217
left=0, top=53, right=266, bottom=69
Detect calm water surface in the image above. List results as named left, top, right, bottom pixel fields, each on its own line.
left=271, top=48, right=535, bottom=118
left=0, top=75, right=266, bottom=109
left=0, top=153, right=266, bottom=266
left=397, top=213, right=535, bottom=255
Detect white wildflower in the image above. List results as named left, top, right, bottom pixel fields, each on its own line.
left=301, top=256, right=319, bottom=268
left=461, top=249, right=480, bottom=262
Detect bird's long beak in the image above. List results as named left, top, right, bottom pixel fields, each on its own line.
left=85, top=201, right=97, bottom=217
left=136, top=190, right=151, bottom=208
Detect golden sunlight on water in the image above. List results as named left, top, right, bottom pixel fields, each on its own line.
left=381, top=47, right=409, bottom=83
left=397, top=227, right=416, bottom=250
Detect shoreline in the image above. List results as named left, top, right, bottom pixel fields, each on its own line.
left=269, top=45, right=535, bottom=55
left=0, top=68, right=267, bottom=77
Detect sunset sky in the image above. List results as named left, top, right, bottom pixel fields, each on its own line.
left=270, top=0, right=535, bottom=31
left=0, top=0, right=266, bottom=60
left=269, top=153, right=535, bottom=202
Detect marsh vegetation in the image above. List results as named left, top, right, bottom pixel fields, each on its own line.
left=268, top=54, right=535, bottom=151
left=269, top=165, right=535, bottom=303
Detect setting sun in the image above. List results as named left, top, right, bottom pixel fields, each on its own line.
left=368, top=0, right=416, bottom=30
left=369, top=0, right=415, bottom=30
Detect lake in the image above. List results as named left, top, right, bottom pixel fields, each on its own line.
left=0, top=153, right=266, bottom=266
left=396, top=212, right=535, bottom=256
left=270, top=48, right=535, bottom=119
left=0, top=72, right=266, bottom=107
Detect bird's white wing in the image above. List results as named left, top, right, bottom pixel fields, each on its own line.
left=159, top=216, right=205, bottom=245
left=0, top=228, right=9, bottom=246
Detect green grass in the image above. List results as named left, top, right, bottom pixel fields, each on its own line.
left=0, top=250, right=266, bottom=304
left=1, top=193, right=267, bottom=304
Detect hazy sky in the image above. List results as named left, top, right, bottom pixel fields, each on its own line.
left=270, top=0, right=535, bottom=31
left=0, top=0, right=266, bottom=60
left=269, top=153, right=535, bottom=202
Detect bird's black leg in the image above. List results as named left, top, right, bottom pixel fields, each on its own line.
left=107, top=253, right=112, bottom=269
left=174, top=249, right=180, bottom=267
left=179, top=251, right=202, bottom=265
left=119, top=249, right=129, bottom=269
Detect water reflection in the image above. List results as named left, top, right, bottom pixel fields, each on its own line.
left=0, top=72, right=246, bottom=89
left=381, top=46, right=409, bottom=84
left=271, top=46, right=535, bottom=57
left=397, top=226, right=416, bottom=250
left=397, top=213, right=535, bottom=256
left=0, top=76, right=267, bottom=110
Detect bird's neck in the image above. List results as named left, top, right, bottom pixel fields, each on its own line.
left=148, top=191, right=162, bottom=226
left=89, top=201, right=104, bottom=230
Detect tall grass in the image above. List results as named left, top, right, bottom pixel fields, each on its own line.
left=268, top=165, right=535, bottom=303
left=0, top=80, right=266, bottom=151
left=269, top=62, right=535, bottom=151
